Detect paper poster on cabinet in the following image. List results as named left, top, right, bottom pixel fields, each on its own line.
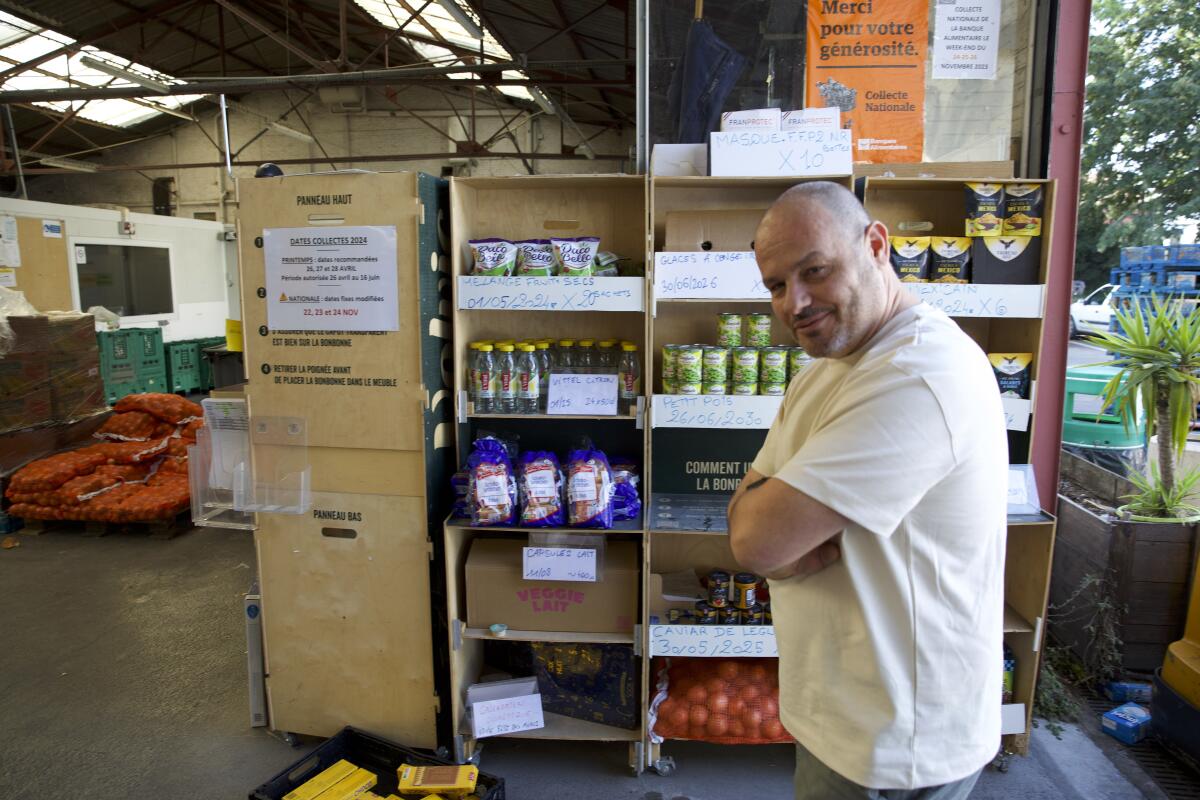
left=805, top=0, right=928, bottom=163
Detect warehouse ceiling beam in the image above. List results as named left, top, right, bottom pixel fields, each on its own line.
left=14, top=103, right=126, bottom=134
left=284, top=0, right=421, bottom=67
left=478, top=6, right=627, bottom=52
left=546, top=0, right=624, bottom=125
left=210, top=0, right=333, bottom=74
left=0, top=0, right=185, bottom=81
left=2, top=148, right=626, bottom=176
left=352, top=0, right=432, bottom=71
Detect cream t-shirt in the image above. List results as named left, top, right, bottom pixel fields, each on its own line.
left=751, top=303, right=1007, bottom=790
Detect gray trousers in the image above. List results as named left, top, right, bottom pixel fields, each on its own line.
left=795, top=743, right=982, bottom=800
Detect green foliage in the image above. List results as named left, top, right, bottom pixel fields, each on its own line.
left=1122, top=464, right=1200, bottom=520
left=1034, top=648, right=1084, bottom=739
left=1075, top=0, right=1200, bottom=290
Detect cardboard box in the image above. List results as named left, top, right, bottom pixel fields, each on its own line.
left=651, top=144, right=708, bottom=177
left=46, top=313, right=96, bottom=354
left=0, top=355, right=50, bottom=396
left=0, top=385, right=52, bottom=434
left=1101, top=703, right=1151, bottom=745
left=648, top=571, right=704, bottom=623
left=720, top=108, right=781, bottom=132
left=664, top=209, right=768, bottom=252
left=971, top=236, right=1042, bottom=285
left=465, top=539, right=638, bottom=634
left=782, top=108, right=841, bottom=131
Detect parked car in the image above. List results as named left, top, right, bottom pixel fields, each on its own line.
left=1070, top=283, right=1115, bottom=338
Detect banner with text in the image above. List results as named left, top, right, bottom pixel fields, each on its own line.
left=806, top=0, right=928, bottom=163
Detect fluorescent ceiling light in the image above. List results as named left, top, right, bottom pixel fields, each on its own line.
left=40, top=155, right=99, bottom=172
left=435, top=0, right=483, bottom=40
left=269, top=121, right=316, bottom=144
left=528, top=86, right=556, bottom=116
left=79, top=54, right=170, bottom=94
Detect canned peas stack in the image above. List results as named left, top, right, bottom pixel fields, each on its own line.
left=660, top=313, right=812, bottom=396
left=666, top=569, right=771, bottom=626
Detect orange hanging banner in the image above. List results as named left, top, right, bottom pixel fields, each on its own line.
left=806, top=0, right=928, bottom=163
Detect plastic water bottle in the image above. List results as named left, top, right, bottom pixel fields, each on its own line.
left=618, top=343, right=641, bottom=414
left=597, top=339, right=617, bottom=372
left=516, top=345, right=540, bottom=414
left=577, top=339, right=596, bottom=374
left=535, top=341, right=553, bottom=412
left=475, top=344, right=496, bottom=414
left=466, top=341, right=481, bottom=407
left=496, top=344, right=517, bottom=413
left=557, top=339, right=575, bottom=373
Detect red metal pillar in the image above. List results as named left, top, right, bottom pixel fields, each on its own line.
left=1034, top=0, right=1092, bottom=511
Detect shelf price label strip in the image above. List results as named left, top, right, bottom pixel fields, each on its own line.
left=456, top=276, right=644, bottom=312
left=649, top=624, right=778, bottom=658
left=653, top=251, right=767, bottom=301
left=650, top=394, right=781, bottom=430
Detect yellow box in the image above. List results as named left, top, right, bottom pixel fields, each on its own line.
left=319, top=768, right=378, bottom=800
left=284, top=760, right=357, bottom=800
left=396, top=764, right=478, bottom=798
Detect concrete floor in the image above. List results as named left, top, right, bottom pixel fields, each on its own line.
left=0, top=525, right=1166, bottom=800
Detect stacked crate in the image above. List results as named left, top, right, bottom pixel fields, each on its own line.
left=98, top=328, right=166, bottom=402
left=1, top=315, right=106, bottom=434
left=1109, top=245, right=1200, bottom=329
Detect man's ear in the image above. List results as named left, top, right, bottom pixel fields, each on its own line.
left=865, top=220, right=890, bottom=267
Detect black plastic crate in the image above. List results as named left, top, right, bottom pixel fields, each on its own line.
left=250, top=727, right=504, bottom=800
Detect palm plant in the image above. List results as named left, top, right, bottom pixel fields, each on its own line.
left=1086, top=294, right=1200, bottom=519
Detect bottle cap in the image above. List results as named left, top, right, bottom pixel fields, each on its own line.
left=535, top=342, right=550, bottom=349
left=598, top=339, right=616, bottom=348
left=498, top=344, right=514, bottom=352
left=478, top=344, right=493, bottom=352
left=622, top=343, right=638, bottom=351
left=558, top=339, right=575, bottom=347
left=578, top=339, right=595, bottom=347
left=521, top=344, right=535, bottom=352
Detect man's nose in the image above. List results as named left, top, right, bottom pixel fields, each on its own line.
left=783, top=281, right=812, bottom=316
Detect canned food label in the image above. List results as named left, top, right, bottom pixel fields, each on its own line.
left=677, top=382, right=702, bottom=396
left=732, top=383, right=757, bottom=396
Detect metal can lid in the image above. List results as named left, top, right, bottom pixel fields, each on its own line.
left=734, top=572, right=758, bottom=584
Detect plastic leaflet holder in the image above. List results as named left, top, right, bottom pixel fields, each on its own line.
left=189, top=397, right=311, bottom=529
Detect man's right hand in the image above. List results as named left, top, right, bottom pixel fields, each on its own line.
left=763, top=540, right=842, bottom=582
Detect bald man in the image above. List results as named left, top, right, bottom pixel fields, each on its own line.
left=728, top=182, right=1008, bottom=799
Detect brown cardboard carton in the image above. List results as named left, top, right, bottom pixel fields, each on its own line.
left=664, top=209, right=769, bottom=252
left=466, top=539, right=639, bottom=634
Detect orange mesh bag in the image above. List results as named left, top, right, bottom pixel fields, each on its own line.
left=114, top=479, right=189, bottom=521
left=113, top=393, right=202, bottom=424
left=77, top=483, right=145, bottom=522
left=178, top=418, right=204, bottom=441
left=156, top=456, right=189, bottom=476
left=93, top=464, right=151, bottom=482
left=151, top=421, right=175, bottom=438
left=8, top=450, right=109, bottom=493
left=648, top=657, right=792, bottom=745
left=166, top=437, right=191, bottom=457
left=91, top=437, right=171, bottom=464
left=56, top=474, right=123, bottom=506
left=95, top=411, right=159, bottom=441
left=7, top=503, right=59, bottom=520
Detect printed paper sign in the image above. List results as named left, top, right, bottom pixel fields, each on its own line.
left=547, top=373, right=618, bottom=416
left=523, top=547, right=598, bottom=582
left=41, top=219, right=63, bottom=238
left=0, top=215, right=20, bottom=267
left=471, top=693, right=545, bottom=738
left=1002, top=397, right=1031, bottom=432
left=0, top=267, right=15, bottom=287
left=781, top=107, right=842, bottom=131
left=933, top=0, right=1001, bottom=80
left=653, top=252, right=768, bottom=300
left=806, top=0, right=928, bottom=163
left=74, top=245, right=87, bottom=264
left=904, top=283, right=1045, bottom=318
left=1007, top=468, right=1030, bottom=507
left=456, top=276, right=643, bottom=312
left=649, top=625, right=778, bottom=658
left=263, top=226, right=398, bottom=332
left=652, top=394, right=781, bottom=430
left=709, top=129, right=853, bottom=177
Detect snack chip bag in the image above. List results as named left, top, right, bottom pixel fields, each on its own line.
left=469, top=238, right=517, bottom=276
left=965, top=183, right=1004, bottom=237
left=515, top=239, right=556, bottom=276
left=467, top=435, right=517, bottom=526
left=1003, top=184, right=1043, bottom=236
left=593, top=251, right=621, bottom=278
left=989, top=353, right=1033, bottom=399
left=566, top=448, right=615, bottom=529
left=518, top=451, right=566, bottom=527
left=552, top=237, right=601, bottom=277
left=888, top=237, right=931, bottom=283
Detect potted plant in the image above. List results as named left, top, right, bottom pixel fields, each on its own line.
left=1086, top=294, right=1200, bottom=523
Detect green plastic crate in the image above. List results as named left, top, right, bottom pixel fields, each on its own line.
left=130, top=328, right=165, bottom=377
left=166, top=340, right=202, bottom=393
left=98, top=331, right=138, bottom=404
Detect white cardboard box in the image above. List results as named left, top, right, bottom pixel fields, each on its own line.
left=720, top=108, right=781, bottom=132
left=650, top=144, right=709, bottom=177
left=782, top=108, right=841, bottom=131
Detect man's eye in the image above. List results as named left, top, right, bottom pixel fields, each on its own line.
left=768, top=284, right=785, bottom=296
left=805, top=265, right=827, bottom=279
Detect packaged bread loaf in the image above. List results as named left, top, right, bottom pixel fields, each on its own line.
left=467, top=435, right=517, bottom=526
left=518, top=451, right=565, bottom=527
left=566, top=448, right=615, bottom=529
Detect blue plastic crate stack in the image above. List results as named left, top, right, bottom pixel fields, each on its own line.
left=1108, top=244, right=1200, bottom=332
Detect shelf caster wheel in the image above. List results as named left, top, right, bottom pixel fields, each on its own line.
left=990, top=749, right=1010, bottom=773
left=653, top=757, right=676, bottom=776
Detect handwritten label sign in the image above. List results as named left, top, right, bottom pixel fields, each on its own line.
left=709, top=128, right=852, bottom=177
left=523, top=547, right=598, bottom=582
left=653, top=252, right=769, bottom=301
left=652, top=394, right=781, bottom=430
left=547, top=373, right=618, bottom=416
left=456, top=276, right=644, bottom=312
left=1008, top=468, right=1030, bottom=507
left=905, top=283, right=1044, bottom=318
left=264, top=225, right=399, bottom=332
left=471, top=693, right=545, bottom=738
left=649, top=625, right=778, bottom=658
left=1002, top=397, right=1032, bottom=432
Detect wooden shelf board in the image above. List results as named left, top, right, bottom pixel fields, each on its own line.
left=650, top=527, right=728, bottom=536
left=1004, top=604, right=1034, bottom=634
left=655, top=298, right=771, bottom=304
left=467, top=413, right=638, bottom=421
left=652, top=175, right=849, bottom=189
left=1008, top=511, right=1055, bottom=526
left=461, top=626, right=634, bottom=645
left=469, top=711, right=641, bottom=742
left=446, top=516, right=644, bottom=535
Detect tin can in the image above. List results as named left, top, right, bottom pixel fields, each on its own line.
left=747, top=314, right=773, bottom=348
left=789, top=347, right=813, bottom=381
left=661, top=345, right=678, bottom=384
left=694, top=601, right=717, bottom=625
left=731, top=347, right=760, bottom=385
left=719, top=607, right=741, bottom=625
left=677, top=382, right=702, bottom=396
left=702, top=347, right=729, bottom=384
left=717, top=313, right=743, bottom=348
left=732, top=572, right=758, bottom=609
left=761, top=382, right=786, bottom=396
left=667, top=608, right=684, bottom=624
left=764, top=602, right=773, bottom=625
left=702, top=382, right=727, bottom=395
left=662, top=378, right=677, bottom=395
left=732, top=382, right=758, bottom=396
left=760, top=347, right=788, bottom=384
left=743, top=603, right=765, bottom=625
left=675, top=346, right=703, bottom=384
left=707, top=570, right=731, bottom=608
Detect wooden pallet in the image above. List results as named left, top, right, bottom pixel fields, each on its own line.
left=18, top=511, right=192, bottom=540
